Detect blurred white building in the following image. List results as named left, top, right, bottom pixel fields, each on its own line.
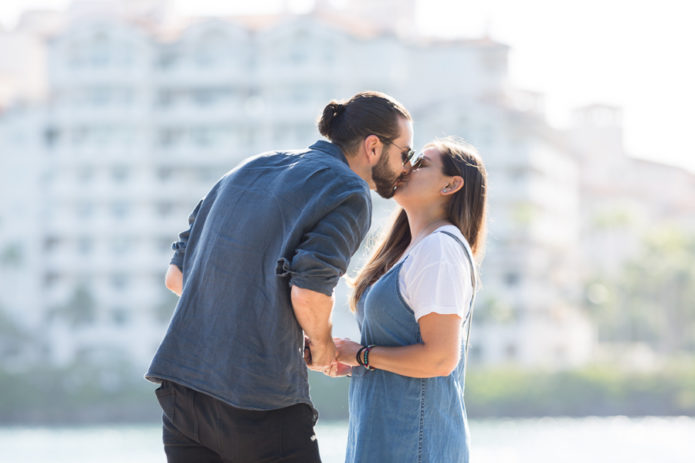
left=0, top=0, right=605, bottom=369
left=568, top=104, right=695, bottom=277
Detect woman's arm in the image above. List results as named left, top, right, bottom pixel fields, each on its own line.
left=335, top=312, right=462, bottom=378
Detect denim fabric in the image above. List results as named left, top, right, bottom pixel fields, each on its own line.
left=147, top=140, right=372, bottom=412
left=346, top=231, right=476, bottom=463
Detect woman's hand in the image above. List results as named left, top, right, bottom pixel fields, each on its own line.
left=324, top=361, right=353, bottom=377
left=334, top=337, right=363, bottom=367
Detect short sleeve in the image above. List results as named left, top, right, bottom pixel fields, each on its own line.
left=169, top=199, right=203, bottom=271
left=399, top=229, right=473, bottom=321
left=286, top=185, right=371, bottom=296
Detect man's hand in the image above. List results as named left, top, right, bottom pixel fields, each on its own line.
left=305, top=337, right=351, bottom=376
left=304, top=337, right=337, bottom=371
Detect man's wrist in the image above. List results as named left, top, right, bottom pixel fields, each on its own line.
left=306, top=332, right=334, bottom=347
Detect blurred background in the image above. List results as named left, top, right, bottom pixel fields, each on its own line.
left=1, top=0, right=694, bottom=461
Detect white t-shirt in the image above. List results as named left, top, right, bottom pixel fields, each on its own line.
left=397, top=225, right=474, bottom=321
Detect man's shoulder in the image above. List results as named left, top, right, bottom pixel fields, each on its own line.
left=218, top=145, right=369, bottom=199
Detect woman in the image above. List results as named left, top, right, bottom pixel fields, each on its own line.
left=333, top=137, right=487, bottom=463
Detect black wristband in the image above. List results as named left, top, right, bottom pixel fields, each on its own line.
left=356, top=345, right=367, bottom=366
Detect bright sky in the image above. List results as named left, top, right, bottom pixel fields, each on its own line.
left=1, top=0, right=693, bottom=172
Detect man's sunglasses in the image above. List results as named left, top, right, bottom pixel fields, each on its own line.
left=382, top=139, right=424, bottom=170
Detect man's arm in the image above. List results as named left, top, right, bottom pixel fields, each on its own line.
left=165, top=199, right=203, bottom=296
left=291, top=285, right=336, bottom=370
left=282, top=183, right=370, bottom=370
left=165, top=264, right=183, bottom=296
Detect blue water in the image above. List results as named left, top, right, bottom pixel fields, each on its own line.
left=1, top=417, right=694, bottom=462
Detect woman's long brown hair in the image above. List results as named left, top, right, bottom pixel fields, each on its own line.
left=349, top=137, right=488, bottom=312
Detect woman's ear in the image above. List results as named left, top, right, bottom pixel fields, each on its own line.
left=441, top=176, right=464, bottom=195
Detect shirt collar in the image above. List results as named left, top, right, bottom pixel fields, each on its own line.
left=308, top=140, right=349, bottom=166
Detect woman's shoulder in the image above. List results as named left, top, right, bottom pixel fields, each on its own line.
left=419, top=225, right=468, bottom=253
left=406, top=225, right=468, bottom=269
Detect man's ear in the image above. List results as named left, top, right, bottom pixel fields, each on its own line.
left=363, top=134, right=383, bottom=166
left=441, top=176, right=464, bottom=195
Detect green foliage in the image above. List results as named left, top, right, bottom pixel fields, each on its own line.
left=476, top=295, right=516, bottom=324
left=0, top=358, right=160, bottom=424
left=2, top=359, right=695, bottom=424
left=0, top=306, right=32, bottom=358
left=466, top=360, right=695, bottom=417
left=591, top=207, right=634, bottom=230
left=585, top=227, right=695, bottom=353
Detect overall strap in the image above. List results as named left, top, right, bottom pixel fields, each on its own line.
left=438, top=230, right=478, bottom=364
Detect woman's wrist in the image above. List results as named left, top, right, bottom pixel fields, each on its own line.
left=356, top=345, right=376, bottom=371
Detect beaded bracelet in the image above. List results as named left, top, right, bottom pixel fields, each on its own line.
left=363, top=345, right=376, bottom=371
left=356, top=345, right=368, bottom=367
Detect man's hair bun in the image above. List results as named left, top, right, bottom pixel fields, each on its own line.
left=318, top=101, right=345, bottom=137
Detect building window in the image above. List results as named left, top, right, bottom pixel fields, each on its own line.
left=111, top=166, right=129, bottom=183
left=111, top=274, right=129, bottom=290
left=157, top=90, right=174, bottom=107
left=198, top=167, right=219, bottom=182
left=77, top=202, right=94, bottom=219
left=44, top=127, right=60, bottom=147
left=111, top=306, right=129, bottom=326
left=44, top=237, right=60, bottom=252
left=89, top=33, right=110, bottom=67
left=90, top=87, right=110, bottom=106
left=156, top=201, right=174, bottom=217
left=505, top=343, right=517, bottom=360
left=77, top=166, right=94, bottom=183
left=44, top=272, right=60, bottom=288
left=194, top=89, right=215, bottom=106
left=111, top=237, right=129, bottom=255
left=505, top=273, right=520, bottom=287
left=192, top=127, right=212, bottom=147
left=72, top=127, right=87, bottom=145
left=111, top=201, right=129, bottom=219
left=77, top=237, right=93, bottom=255
left=159, top=128, right=182, bottom=148
left=157, top=166, right=173, bottom=181
left=158, top=50, right=179, bottom=69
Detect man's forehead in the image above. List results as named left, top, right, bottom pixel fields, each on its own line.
left=397, top=120, right=414, bottom=147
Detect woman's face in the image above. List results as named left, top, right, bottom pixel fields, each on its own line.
left=393, top=146, right=448, bottom=206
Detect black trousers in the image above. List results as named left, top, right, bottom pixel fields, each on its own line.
left=155, top=380, right=321, bottom=463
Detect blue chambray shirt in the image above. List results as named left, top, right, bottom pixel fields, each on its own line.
left=146, top=140, right=372, bottom=411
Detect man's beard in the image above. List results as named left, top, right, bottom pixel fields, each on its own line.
left=372, top=151, right=401, bottom=199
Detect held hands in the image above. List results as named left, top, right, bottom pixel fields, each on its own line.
left=304, top=336, right=352, bottom=377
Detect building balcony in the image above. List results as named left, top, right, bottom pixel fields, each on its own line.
left=152, top=69, right=248, bottom=87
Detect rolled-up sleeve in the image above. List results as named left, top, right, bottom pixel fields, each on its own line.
left=169, top=199, right=203, bottom=271
left=286, top=187, right=371, bottom=296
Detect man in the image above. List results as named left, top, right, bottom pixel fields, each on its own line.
left=146, top=91, right=415, bottom=462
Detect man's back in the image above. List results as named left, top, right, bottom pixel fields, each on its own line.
left=147, top=140, right=372, bottom=411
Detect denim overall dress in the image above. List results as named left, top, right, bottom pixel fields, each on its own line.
left=346, top=231, right=477, bottom=463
